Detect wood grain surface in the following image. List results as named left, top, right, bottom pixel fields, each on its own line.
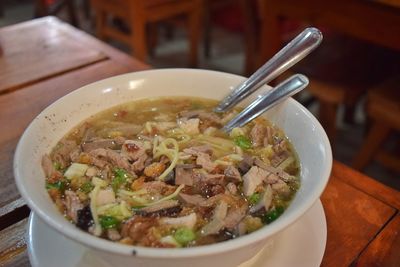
left=0, top=218, right=29, bottom=267
left=0, top=16, right=399, bottom=267
left=0, top=18, right=107, bottom=94
left=320, top=176, right=396, bottom=267
left=356, top=214, right=400, bottom=267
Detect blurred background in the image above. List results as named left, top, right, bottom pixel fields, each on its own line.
left=1, top=0, right=400, bottom=190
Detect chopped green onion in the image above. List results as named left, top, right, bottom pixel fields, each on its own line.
left=234, top=135, right=252, bottom=150
left=248, top=193, right=261, bottom=205
left=112, top=168, right=130, bottom=192
left=174, top=227, right=196, bottom=246
left=263, top=206, right=285, bottom=224
left=98, top=201, right=132, bottom=221
left=80, top=182, right=94, bottom=193
left=53, top=161, right=62, bottom=170
left=99, top=215, right=120, bottom=229
left=45, top=180, right=65, bottom=191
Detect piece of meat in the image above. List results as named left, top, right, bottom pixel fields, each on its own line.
left=226, top=182, right=238, bottom=195
left=120, top=215, right=169, bottom=247
left=250, top=123, right=266, bottom=147
left=81, top=152, right=108, bottom=168
left=242, top=166, right=269, bottom=196
left=200, top=173, right=225, bottom=185
left=254, top=158, right=292, bottom=182
left=69, top=147, right=82, bottom=162
left=89, top=148, right=131, bottom=171
left=223, top=202, right=248, bottom=229
left=85, top=167, right=98, bottom=177
left=179, top=110, right=221, bottom=125
left=263, top=126, right=274, bottom=146
left=41, top=154, right=62, bottom=182
left=177, top=118, right=200, bottom=135
left=237, top=154, right=254, bottom=175
left=131, top=153, right=149, bottom=173
left=202, top=193, right=238, bottom=208
left=224, top=165, right=242, bottom=182
left=270, top=151, right=289, bottom=167
left=200, top=201, right=228, bottom=236
left=142, top=181, right=176, bottom=196
left=196, top=152, right=216, bottom=172
left=273, top=139, right=288, bottom=154
left=271, top=180, right=291, bottom=196
left=183, top=145, right=213, bottom=156
left=178, top=193, right=207, bottom=206
left=263, top=185, right=273, bottom=211
left=121, top=216, right=158, bottom=242
left=175, top=165, right=196, bottom=186
left=65, top=190, right=84, bottom=223
left=266, top=173, right=280, bottom=184
left=140, top=200, right=180, bottom=214
left=82, top=139, right=119, bottom=152
left=52, top=139, right=78, bottom=168
left=121, top=140, right=147, bottom=161
left=198, top=112, right=221, bottom=125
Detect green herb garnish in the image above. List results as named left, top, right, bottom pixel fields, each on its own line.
left=112, top=168, right=130, bottom=192
left=53, top=161, right=62, bottom=170
left=248, top=193, right=261, bottom=205
left=263, top=206, right=284, bottom=224
left=234, top=135, right=252, bottom=150
left=80, top=182, right=94, bottom=193
left=45, top=180, right=66, bottom=191
left=99, top=215, right=120, bottom=229
left=174, top=227, right=196, bottom=246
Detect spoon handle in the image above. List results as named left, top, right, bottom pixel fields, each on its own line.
left=222, top=74, right=309, bottom=133
left=215, top=27, right=322, bottom=113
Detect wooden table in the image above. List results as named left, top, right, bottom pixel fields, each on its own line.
left=258, top=0, right=400, bottom=64
left=0, top=16, right=399, bottom=267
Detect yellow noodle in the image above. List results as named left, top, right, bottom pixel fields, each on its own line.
left=153, top=138, right=179, bottom=181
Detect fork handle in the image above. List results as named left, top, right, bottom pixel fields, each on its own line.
left=222, top=74, right=309, bottom=133
left=215, top=27, right=322, bottom=113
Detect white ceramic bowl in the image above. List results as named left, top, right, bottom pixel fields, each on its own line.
left=14, top=69, right=332, bottom=267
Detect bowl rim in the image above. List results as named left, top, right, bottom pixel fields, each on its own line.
left=14, top=68, right=332, bottom=258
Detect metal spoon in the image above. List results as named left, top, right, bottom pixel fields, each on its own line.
left=222, top=74, right=309, bottom=133
left=215, top=27, right=322, bottom=113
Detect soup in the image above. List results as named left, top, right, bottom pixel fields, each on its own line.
left=42, top=97, right=300, bottom=248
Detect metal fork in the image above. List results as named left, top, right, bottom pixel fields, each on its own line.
left=215, top=27, right=322, bottom=113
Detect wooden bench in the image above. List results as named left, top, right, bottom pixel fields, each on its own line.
left=352, top=76, right=400, bottom=173
left=90, top=0, right=203, bottom=66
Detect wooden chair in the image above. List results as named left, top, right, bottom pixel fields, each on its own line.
left=352, top=76, right=400, bottom=173
left=90, top=0, right=203, bottom=66
left=202, top=0, right=261, bottom=75
left=35, top=0, right=79, bottom=27
left=273, top=34, right=400, bottom=142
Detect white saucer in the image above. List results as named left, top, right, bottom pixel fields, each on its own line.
left=27, top=200, right=326, bottom=267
